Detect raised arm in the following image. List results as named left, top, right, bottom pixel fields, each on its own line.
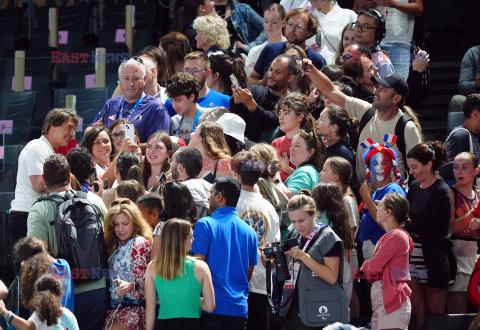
left=300, top=60, right=347, bottom=109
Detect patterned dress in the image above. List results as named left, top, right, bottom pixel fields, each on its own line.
left=105, top=236, right=151, bottom=329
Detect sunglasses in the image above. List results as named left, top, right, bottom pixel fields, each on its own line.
left=111, top=198, right=132, bottom=207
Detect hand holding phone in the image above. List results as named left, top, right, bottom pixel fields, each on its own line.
left=125, top=124, right=135, bottom=142
left=230, top=74, right=240, bottom=89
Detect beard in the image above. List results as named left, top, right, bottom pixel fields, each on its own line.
left=171, top=165, right=179, bottom=181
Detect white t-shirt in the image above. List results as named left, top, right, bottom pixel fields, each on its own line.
left=279, top=0, right=313, bottom=12
left=29, top=307, right=79, bottom=330
left=309, top=5, right=357, bottom=64
left=11, top=135, right=54, bottom=212
left=245, top=41, right=268, bottom=76
left=382, top=0, right=415, bottom=45
left=344, top=195, right=360, bottom=238
left=236, top=190, right=280, bottom=295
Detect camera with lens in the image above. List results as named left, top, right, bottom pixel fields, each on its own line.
left=263, top=238, right=299, bottom=281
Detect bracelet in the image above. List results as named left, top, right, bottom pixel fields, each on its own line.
left=3, top=311, right=14, bottom=324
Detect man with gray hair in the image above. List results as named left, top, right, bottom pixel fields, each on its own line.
left=88, top=57, right=170, bottom=142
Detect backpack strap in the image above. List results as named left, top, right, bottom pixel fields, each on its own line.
left=35, top=194, right=69, bottom=226
left=394, top=113, right=413, bottom=162
left=358, top=107, right=376, bottom=135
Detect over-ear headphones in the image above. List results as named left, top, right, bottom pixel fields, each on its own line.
left=359, top=8, right=386, bottom=44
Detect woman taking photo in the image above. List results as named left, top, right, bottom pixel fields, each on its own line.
left=145, top=219, right=215, bottom=330
left=151, top=182, right=198, bottom=260
left=265, top=194, right=348, bottom=328
left=189, top=121, right=234, bottom=183
left=142, top=132, right=174, bottom=191
left=104, top=200, right=153, bottom=330
left=361, top=192, right=414, bottom=330
left=207, top=54, right=247, bottom=96
left=447, top=152, right=480, bottom=314
left=109, top=118, right=141, bottom=156
left=405, top=141, right=455, bottom=330
left=245, top=3, right=286, bottom=76
left=0, top=274, right=79, bottom=329
left=272, top=93, right=316, bottom=181
left=274, top=130, right=326, bottom=198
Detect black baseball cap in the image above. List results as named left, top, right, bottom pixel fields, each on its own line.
left=371, top=74, right=409, bottom=100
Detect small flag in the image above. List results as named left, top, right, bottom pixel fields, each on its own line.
left=360, top=137, right=375, bottom=149
left=384, top=134, right=398, bottom=144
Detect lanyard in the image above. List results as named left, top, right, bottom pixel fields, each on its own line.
left=298, top=223, right=322, bottom=252
left=175, top=108, right=201, bottom=136
left=118, top=92, right=145, bottom=120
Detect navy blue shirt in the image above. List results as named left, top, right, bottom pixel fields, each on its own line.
left=91, top=94, right=170, bottom=142
left=253, top=41, right=326, bottom=75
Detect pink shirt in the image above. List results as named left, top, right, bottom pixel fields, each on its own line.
left=361, top=227, right=414, bottom=313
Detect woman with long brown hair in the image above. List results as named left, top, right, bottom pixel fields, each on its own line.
left=142, top=131, right=174, bottom=191
left=145, top=219, right=215, bottom=330
left=188, top=121, right=234, bottom=183
left=103, top=200, right=153, bottom=330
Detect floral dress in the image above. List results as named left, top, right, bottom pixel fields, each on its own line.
left=105, top=236, right=151, bottom=330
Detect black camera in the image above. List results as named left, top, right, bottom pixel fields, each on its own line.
left=263, top=238, right=299, bottom=281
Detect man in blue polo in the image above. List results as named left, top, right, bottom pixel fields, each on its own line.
left=191, top=177, right=258, bottom=329
left=87, top=57, right=170, bottom=143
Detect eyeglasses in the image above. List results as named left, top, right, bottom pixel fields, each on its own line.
left=286, top=22, right=307, bottom=31
left=111, top=131, right=126, bottom=140
left=352, top=22, right=376, bottom=32
left=184, top=68, right=206, bottom=75
left=111, top=198, right=132, bottom=207
left=339, top=54, right=353, bottom=64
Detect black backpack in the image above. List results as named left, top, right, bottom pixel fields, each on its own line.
left=38, top=191, right=108, bottom=283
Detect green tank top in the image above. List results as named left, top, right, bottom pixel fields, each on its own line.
left=154, top=257, right=202, bottom=319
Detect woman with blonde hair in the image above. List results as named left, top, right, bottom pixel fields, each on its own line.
left=145, top=219, right=215, bottom=330
left=272, top=93, right=316, bottom=181
left=104, top=199, right=153, bottom=330
left=193, top=13, right=231, bottom=55
left=189, top=121, right=234, bottom=183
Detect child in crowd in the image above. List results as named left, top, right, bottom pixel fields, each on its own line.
left=0, top=274, right=79, bottom=329
left=272, top=93, right=316, bottom=181
left=137, top=193, right=164, bottom=259
left=359, top=138, right=406, bottom=261
left=361, top=192, right=414, bottom=330
left=447, top=152, right=480, bottom=313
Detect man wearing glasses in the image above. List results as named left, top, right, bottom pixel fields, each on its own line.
left=163, top=51, right=231, bottom=116
left=353, top=9, right=395, bottom=78
left=247, top=8, right=326, bottom=87
left=88, top=57, right=170, bottom=143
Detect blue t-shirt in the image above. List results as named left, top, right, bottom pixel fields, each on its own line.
left=253, top=41, right=326, bottom=75
left=191, top=207, right=258, bottom=318
left=164, top=88, right=231, bottom=116
left=90, top=94, right=170, bottom=142
left=51, top=258, right=75, bottom=313
left=359, top=182, right=405, bottom=244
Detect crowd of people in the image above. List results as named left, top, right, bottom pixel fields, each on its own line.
left=2, top=0, right=480, bottom=329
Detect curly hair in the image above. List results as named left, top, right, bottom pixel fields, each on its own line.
left=66, top=147, right=93, bottom=182
left=198, top=121, right=232, bottom=161
left=275, top=92, right=315, bottom=132
left=14, top=236, right=44, bottom=263
left=30, top=274, right=63, bottom=326
left=193, top=12, right=231, bottom=50
left=104, top=200, right=153, bottom=253
left=20, top=253, right=51, bottom=308
left=166, top=72, right=201, bottom=102
left=312, top=182, right=354, bottom=249
left=142, top=131, right=173, bottom=188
